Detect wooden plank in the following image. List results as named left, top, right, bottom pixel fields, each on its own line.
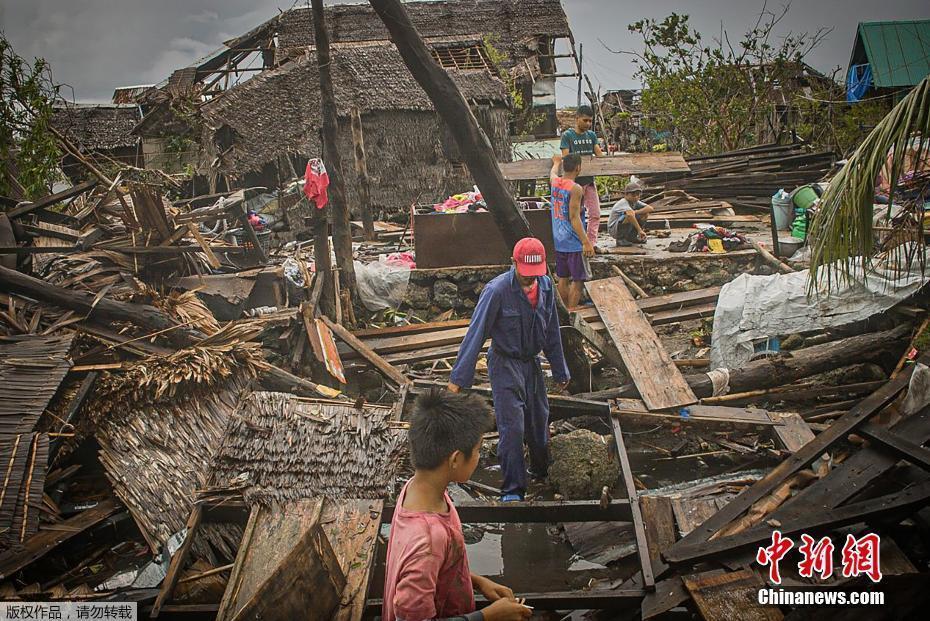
left=151, top=504, right=203, bottom=617
left=637, top=287, right=722, bottom=313
left=218, top=499, right=345, bottom=621
left=379, top=342, right=487, bottom=365
left=768, top=412, right=815, bottom=452
left=186, top=223, right=221, bottom=269
left=587, top=302, right=718, bottom=331
left=858, top=422, right=930, bottom=471
left=614, top=400, right=777, bottom=427
left=7, top=180, right=97, bottom=219
left=499, top=153, right=690, bottom=181
left=667, top=479, right=930, bottom=564
left=339, top=327, right=470, bottom=360
left=671, top=496, right=720, bottom=537
left=640, top=496, right=675, bottom=575
left=665, top=361, right=923, bottom=560
left=587, top=277, right=697, bottom=411
left=0, top=498, right=119, bottom=579
left=611, top=415, right=655, bottom=588
left=683, top=569, right=782, bottom=621
left=323, top=499, right=385, bottom=621
left=574, top=286, right=721, bottom=322
left=351, top=319, right=470, bottom=339
left=323, top=316, right=409, bottom=387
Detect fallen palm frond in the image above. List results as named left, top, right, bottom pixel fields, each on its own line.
left=809, top=75, right=929, bottom=291
left=138, top=284, right=221, bottom=335
left=90, top=321, right=263, bottom=409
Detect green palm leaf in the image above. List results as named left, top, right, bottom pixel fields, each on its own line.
left=809, top=76, right=930, bottom=291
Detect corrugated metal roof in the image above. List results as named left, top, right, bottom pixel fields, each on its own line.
left=853, top=20, right=930, bottom=88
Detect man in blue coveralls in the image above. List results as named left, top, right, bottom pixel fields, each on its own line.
left=447, top=238, right=570, bottom=501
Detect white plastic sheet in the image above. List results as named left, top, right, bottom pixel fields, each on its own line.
left=711, top=244, right=929, bottom=369
left=354, top=258, right=412, bottom=311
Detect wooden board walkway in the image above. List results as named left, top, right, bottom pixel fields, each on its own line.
left=499, top=153, right=690, bottom=180
left=586, top=277, right=697, bottom=411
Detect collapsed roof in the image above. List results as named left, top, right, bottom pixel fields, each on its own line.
left=50, top=104, right=142, bottom=152
left=200, top=40, right=509, bottom=174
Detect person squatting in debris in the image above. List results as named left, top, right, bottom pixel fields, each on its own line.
left=560, top=104, right=605, bottom=250
left=382, top=388, right=532, bottom=621
left=607, top=181, right=654, bottom=247
left=447, top=237, right=570, bottom=502
left=549, top=154, right=595, bottom=308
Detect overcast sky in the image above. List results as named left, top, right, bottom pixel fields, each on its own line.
left=2, top=0, right=928, bottom=105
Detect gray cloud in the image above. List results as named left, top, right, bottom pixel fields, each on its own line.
left=1, top=0, right=928, bottom=104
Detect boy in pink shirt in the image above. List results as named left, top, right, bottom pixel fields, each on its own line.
left=383, top=389, right=531, bottom=621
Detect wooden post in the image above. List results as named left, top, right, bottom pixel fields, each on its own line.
left=367, top=0, right=531, bottom=249
left=350, top=107, right=376, bottom=241
left=310, top=203, right=336, bottom=318
left=311, top=0, right=357, bottom=317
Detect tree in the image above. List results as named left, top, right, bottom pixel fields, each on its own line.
left=808, top=76, right=930, bottom=289
left=616, top=4, right=830, bottom=155
left=1, top=35, right=61, bottom=198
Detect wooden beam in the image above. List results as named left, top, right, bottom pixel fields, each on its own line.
left=859, top=422, right=930, bottom=471
left=586, top=277, right=696, bottom=410
left=322, top=316, right=410, bottom=387
left=151, top=504, right=203, bottom=617
left=368, top=0, right=531, bottom=249
left=312, top=0, right=356, bottom=304
left=612, top=415, right=655, bottom=588
left=7, top=180, right=97, bottom=219
left=349, top=107, right=376, bottom=242
left=664, top=358, right=926, bottom=563
left=666, top=479, right=930, bottom=564
left=382, top=499, right=632, bottom=523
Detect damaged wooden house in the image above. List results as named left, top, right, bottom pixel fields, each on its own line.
left=49, top=103, right=144, bottom=183
left=127, top=0, right=577, bottom=214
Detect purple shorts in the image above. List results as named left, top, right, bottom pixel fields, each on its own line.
left=555, top=251, right=591, bottom=281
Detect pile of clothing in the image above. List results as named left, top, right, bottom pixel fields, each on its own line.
left=433, top=190, right=487, bottom=213
left=668, top=225, right=748, bottom=253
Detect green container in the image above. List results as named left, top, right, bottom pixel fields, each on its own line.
left=791, top=185, right=818, bottom=211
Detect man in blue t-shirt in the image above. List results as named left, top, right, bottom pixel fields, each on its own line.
left=560, top=105, right=604, bottom=250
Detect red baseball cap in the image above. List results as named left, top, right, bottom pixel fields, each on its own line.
left=512, top=237, right=547, bottom=277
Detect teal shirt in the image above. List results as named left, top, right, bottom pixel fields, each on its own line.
left=560, top=128, right=597, bottom=186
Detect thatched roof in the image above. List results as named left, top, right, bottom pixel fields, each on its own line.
left=208, top=392, right=405, bottom=504
left=50, top=104, right=142, bottom=151
left=0, top=334, right=74, bottom=441
left=200, top=40, right=508, bottom=173
left=277, top=0, right=571, bottom=65
left=91, top=326, right=263, bottom=562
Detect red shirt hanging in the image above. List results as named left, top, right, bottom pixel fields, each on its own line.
left=303, top=158, right=329, bottom=209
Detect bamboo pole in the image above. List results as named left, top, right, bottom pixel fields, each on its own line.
left=610, top=265, right=648, bottom=299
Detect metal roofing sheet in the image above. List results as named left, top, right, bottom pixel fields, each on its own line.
left=857, top=20, right=930, bottom=88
